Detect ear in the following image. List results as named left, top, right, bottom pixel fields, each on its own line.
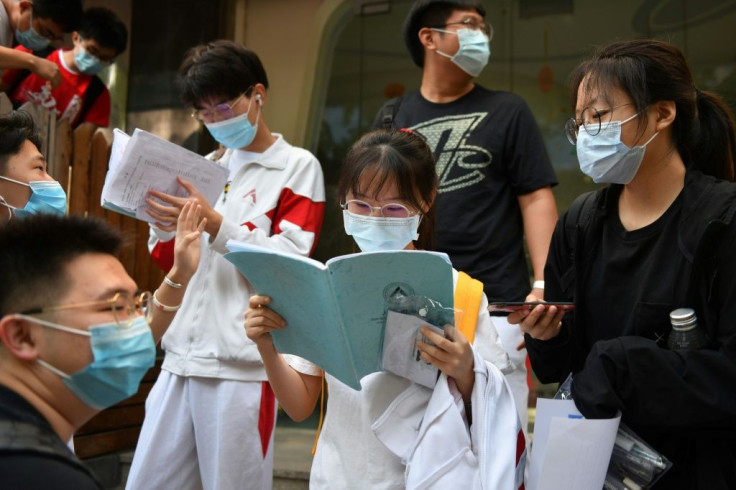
left=421, top=189, right=437, bottom=214
left=418, top=27, right=438, bottom=51
left=653, top=100, right=676, bottom=132
left=0, top=316, right=40, bottom=361
left=71, top=31, right=80, bottom=45
left=252, top=83, right=266, bottom=105
left=18, top=0, right=33, bottom=15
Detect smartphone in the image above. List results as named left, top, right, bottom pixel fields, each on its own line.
left=488, top=301, right=575, bottom=316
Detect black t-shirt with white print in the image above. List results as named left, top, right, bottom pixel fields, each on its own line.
left=375, top=85, right=557, bottom=301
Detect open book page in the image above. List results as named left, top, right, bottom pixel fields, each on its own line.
left=224, top=243, right=454, bottom=389
left=101, top=128, right=228, bottom=222
left=327, top=250, right=454, bottom=386
left=224, top=240, right=355, bottom=385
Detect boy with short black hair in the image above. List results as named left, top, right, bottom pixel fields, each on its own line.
left=0, top=0, right=83, bottom=87
left=0, top=110, right=65, bottom=221
left=0, top=206, right=204, bottom=489
left=375, top=0, right=560, bottom=434
left=1, top=7, right=128, bottom=128
left=126, top=40, right=326, bottom=490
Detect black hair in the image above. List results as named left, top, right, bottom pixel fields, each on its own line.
left=403, top=0, right=486, bottom=67
left=0, top=111, right=42, bottom=174
left=77, top=7, right=128, bottom=55
left=571, top=39, right=735, bottom=181
left=337, top=129, right=437, bottom=250
left=177, top=39, right=269, bottom=108
left=33, top=0, right=83, bottom=32
left=0, top=214, right=122, bottom=318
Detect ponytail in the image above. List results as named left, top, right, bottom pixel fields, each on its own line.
left=689, top=89, right=736, bottom=181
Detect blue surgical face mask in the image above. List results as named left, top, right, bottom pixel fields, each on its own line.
left=434, top=28, right=490, bottom=77
left=576, top=112, right=659, bottom=185
left=204, top=96, right=261, bottom=149
left=75, top=47, right=109, bottom=75
left=343, top=210, right=421, bottom=252
left=0, top=176, right=67, bottom=217
left=15, top=10, right=51, bottom=51
left=22, top=315, right=156, bottom=410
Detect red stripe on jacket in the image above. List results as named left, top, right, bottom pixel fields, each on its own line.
left=243, top=187, right=325, bottom=256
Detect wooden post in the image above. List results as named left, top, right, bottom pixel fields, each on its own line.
left=69, top=122, right=96, bottom=215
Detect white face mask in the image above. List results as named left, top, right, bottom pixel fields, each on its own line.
left=433, top=28, right=490, bottom=77
left=576, top=112, right=659, bottom=184
left=343, top=210, right=420, bottom=252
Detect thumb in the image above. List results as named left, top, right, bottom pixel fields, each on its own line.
left=177, top=176, right=197, bottom=195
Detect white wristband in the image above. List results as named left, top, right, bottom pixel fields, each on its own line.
left=163, top=275, right=183, bottom=289
left=152, top=289, right=181, bottom=312
left=532, top=280, right=545, bottom=290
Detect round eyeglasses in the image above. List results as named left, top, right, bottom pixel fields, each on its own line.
left=191, top=87, right=252, bottom=122
left=341, top=199, right=416, bottom=218
left=20, top=291, right=153, bottom=330
left=564, top=103, right=633, bottom=145
left=431, top=18, right=493, bottom=40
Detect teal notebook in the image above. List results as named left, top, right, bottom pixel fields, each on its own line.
left=224, top=241, right=454, bottom=390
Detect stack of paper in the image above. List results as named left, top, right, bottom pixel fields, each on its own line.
left=100, top=128, right=228, bottom=222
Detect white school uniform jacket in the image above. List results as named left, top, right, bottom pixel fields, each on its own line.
left=149, top=135, right=325, bottom=381
left=370, top=351, right=526, bottom=489
left=309, top=270, right=518, bottom=488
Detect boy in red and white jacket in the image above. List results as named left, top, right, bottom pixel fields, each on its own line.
left=125, top=40, right=325, bottom=490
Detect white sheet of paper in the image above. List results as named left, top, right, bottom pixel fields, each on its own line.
left=382, top=311, right=441, bottom=388
left=527, top=398, right=620, bottom=490
left=101, top=128, right=228, bottom=223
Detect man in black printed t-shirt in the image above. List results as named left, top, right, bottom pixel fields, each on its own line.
left=374, top=0, right=559, bottom=433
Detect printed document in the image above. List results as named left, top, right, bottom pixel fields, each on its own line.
left=100, top=128, right=228, bottom=222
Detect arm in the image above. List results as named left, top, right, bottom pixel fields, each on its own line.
left=518, top=186, right=558, bottom=300
left=510, top=216, right=572, bottom=383
left=147, top=200, right=206, bottom=342
left=572, top=225, right=736, bottom=431
left=0, top=46, right=60, bottom=87
left=245, top=295, right=322, bottom=421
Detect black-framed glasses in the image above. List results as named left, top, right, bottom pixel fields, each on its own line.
left=341, top=199, right=417, bottom=218
left=564, top=103, right=634, bottom=145
left=20, top=291, right=153, bottom=329
left=191, top=87, right=252, bottom=122
left=432, top=18, right=493, bottom=40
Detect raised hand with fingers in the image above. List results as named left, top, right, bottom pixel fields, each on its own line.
left=170, top=199, right=207, bottom=282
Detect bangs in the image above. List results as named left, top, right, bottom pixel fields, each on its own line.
left=343, top=145, right=424, bottom=210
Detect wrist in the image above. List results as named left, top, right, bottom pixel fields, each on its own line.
left=532, top=280, right=545, bottom=290
left=165, top=267, right=190, bottom=287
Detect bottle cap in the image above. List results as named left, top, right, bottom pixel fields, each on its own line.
left=669, top=308, right=697, bottom=331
